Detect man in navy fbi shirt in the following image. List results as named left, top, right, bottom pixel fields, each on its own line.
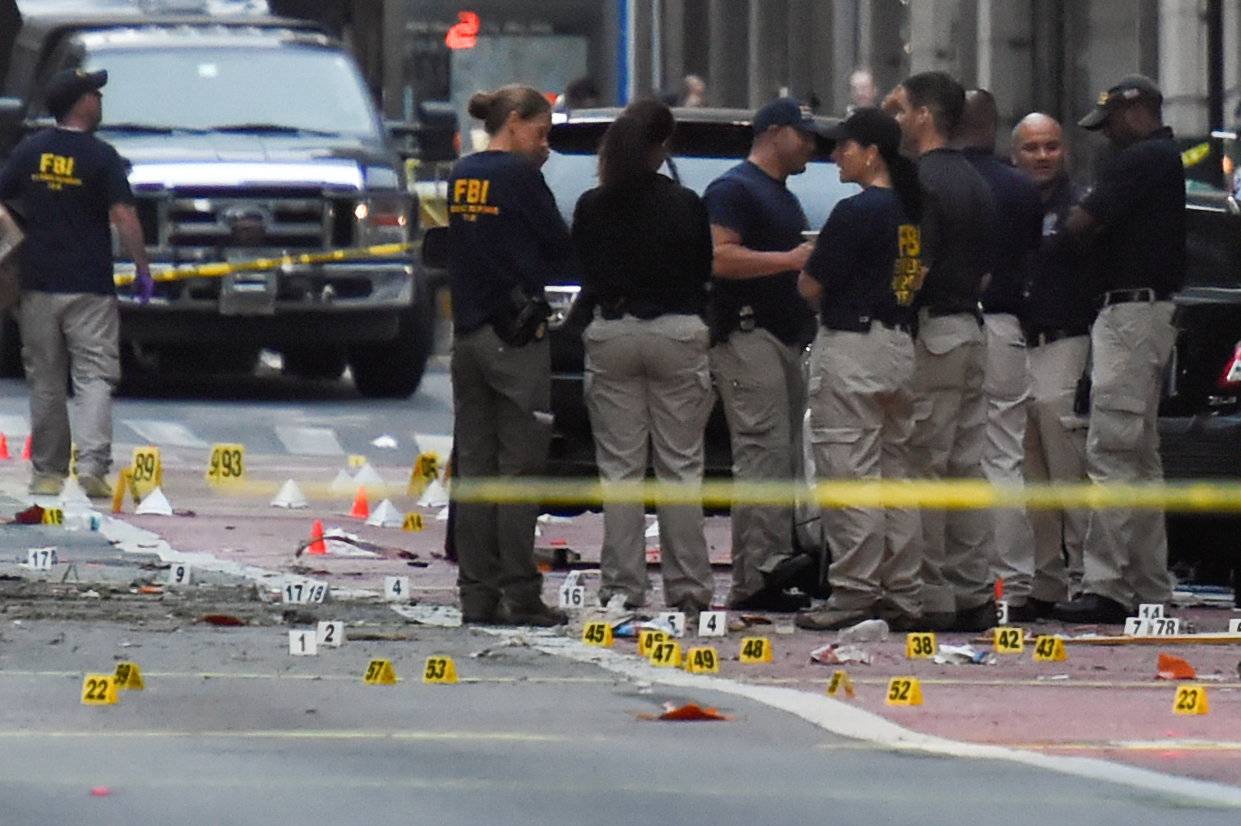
left=704, top=97, right=821, bottom=612
left=0, top=68, right=151, bottom=500
left=1053, top=75, right=1185, bottom=625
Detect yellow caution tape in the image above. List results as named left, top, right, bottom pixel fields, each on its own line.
left=113, top=242, right=414, bottom=286
left=1181, top=141, right=1212, bottom=168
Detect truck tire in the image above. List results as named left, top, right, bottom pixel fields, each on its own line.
left=349, top=291, right=434, bottom=398
left=282, top=347, right=347, bottom=380
left=0, top=311, right=23, bottom=378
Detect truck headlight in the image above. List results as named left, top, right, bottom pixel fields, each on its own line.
left=355, top=196, right=410, bottom=247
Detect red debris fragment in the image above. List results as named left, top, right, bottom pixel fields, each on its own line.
left=640, top=702, right=732, bottom=721
left=11, top=504, right=43, bottom=524
left=1156, top=652, right=1196, bottom=681
left=197, top=614, right=247, bottom=627
left=90, top=786, right=111, bottom=797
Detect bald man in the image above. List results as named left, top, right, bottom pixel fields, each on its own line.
left=1010, top=113, right=1099, bottom=616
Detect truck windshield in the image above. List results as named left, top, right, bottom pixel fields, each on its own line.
left=86, top=46, right=381, bottom=139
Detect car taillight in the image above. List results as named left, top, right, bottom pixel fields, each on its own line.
left=1219, top=341, right=1241, bottom=389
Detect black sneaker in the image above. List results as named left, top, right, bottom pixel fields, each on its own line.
left=461, top=607, right=499, bottom=625
left=1051, top=593, right=1129, bottom=625
left=1006, top=598, right=1056, bottom=624
left=496, top=600, right=568, bottom=627
left=954, top=599, right=998, bottom=632
left=729, top=589, right=812, bottom=613
left=922, top=611, right=957, bottom=631
left=760, top=554, right=816, bottom=592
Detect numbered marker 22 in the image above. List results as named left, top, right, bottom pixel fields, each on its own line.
left=168, top=563, right=191, bottom=586
left=289, top=629, right=318, bottom=656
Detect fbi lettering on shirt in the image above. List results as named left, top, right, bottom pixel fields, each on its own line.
left=31, top=152, right=82, bottom=191
left=892, top=223, right=924, bottom=307
left=450, top=178, right=500, bottom=221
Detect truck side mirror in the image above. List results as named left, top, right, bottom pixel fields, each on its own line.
left=386, top=101, right=460, bottom=164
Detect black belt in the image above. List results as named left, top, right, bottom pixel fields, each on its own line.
left=1100, top=288, right=1171, bottom=307
left=823, top=317, right=911, bottom=335
left=1025, top=326, right=1089, bottom=348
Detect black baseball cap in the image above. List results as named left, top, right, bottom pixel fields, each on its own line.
left=1078, top=74, right=1162, bottom=130
left=825, top=107, right=901, bottom=155
left=45, top=68, right=108, bottom=119
left=753, top=97, right=828, bottom=137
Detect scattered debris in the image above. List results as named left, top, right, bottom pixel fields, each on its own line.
left=197, top=614, right=247, bottom=627
left=836, top=618, right=889, bottom=644
left=473, top=637, right=534, bottom=658
left=90, top=786, right=112, bottom=797
left=934, top=644, right=997, bottom=665
left=390, top=604, right=460, bottom=627
left=809, top=643, right=872, bottom=666
left=639, top=702, right=732, bottom=722
left=1156, top=652, right=1197, bottom=681
left=11, top=505, right=44, bottom=524
left=347, top=630, right=411, bottom=642
left=371, top=435, right=398, bottom=449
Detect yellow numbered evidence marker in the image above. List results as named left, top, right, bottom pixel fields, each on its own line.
left=129, top=446, right=162, bottom=498
left=638, top=628, right=668, bottom=657
left=905, top=632, right=936, bottom=659
left=363, top=659, right=397, bottom=685
left=685, top=646, right=719, bottom=674
left=1032, top=635, right=1067, bottom=663
left=81, top=674, right=118, bottom=705
left=1173, top=685, right=1210, bottom=716
left=422, top=656, right=458, bottom=684
left=348, top=454, right=368, bottom=471
left=582, top=621, right=614, bottom=648
left=402, top=512, right=424, bottom=532
left=648, top=640, right=682, bottom=668
left=885, top=676, right=923, bottom=706
left=739, top=636, right=772, bottom=664
left=993, top=626, right=1025, bottom=654
left=206, top=443, right=246, bottom=484
left=114, top=661, right=144, bottom=691
left=827, top=669, right=855, bottom=698
left=40, top=507, right=64, bottom=526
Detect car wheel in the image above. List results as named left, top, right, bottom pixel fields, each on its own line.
left=282, top=347, right=347, bottom=381
left=349, top=291, right=434, bottom=398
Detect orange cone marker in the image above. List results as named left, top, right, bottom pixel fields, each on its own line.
left=0, top=434, right=10, bottom=460
left=21, top=435, right=31, bottom=461
left=306, top=519, right=327, bottom=555
left=349, top=487, right=370, bottom=519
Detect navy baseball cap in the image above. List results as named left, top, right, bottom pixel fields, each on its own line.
left=1078, top=74, right=1162, bottom=130
left=753, top=97, right=827, bottom=136
left=825, top=107, right=901, bottom=155
left=45, top=68, right=108, bottom=119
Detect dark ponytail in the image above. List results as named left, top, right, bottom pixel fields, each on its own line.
left=467, top=85, right=550, bottom=135
left=883, top=149, right=922, bottom=222
left=598, top=98, right=675, bottom=187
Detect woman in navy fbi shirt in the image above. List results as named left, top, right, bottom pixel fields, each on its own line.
left=447, top=84, right=572, bottom=627
left=794, top=107, right=928, bottom=632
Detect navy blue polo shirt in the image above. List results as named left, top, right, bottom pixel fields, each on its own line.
left=0, top=127, right=133, bottom=294
left=447, top=150, right=572, bottom=334
left=962, top=149, right=1043, bottom=316
left=703, top=160, right=814, bottom=345
left=806, top=186, right=922, bottom=330
left=1080, top=126, right=1185, bottom=295
left=1023, top=175, right=1099, bottom=334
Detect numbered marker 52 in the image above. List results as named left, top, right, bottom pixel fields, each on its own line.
left=168, top=563, right=191, bottom=586
left=27, top=547, right=57, bottom=571
left=283, top=579, right=328, bottom=604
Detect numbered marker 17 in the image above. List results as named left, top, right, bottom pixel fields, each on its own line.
left=27, top=547, right=56, bottom=571
left=283, top=579, right=328, bottom=605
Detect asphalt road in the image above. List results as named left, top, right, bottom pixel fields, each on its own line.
left=0, top=622, right=1232, bottom=826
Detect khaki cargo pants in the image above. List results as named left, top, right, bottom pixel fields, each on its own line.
left=1024, top=334, right=1090, bottom=602
left=710, top=327, right=805, bottom=605
left=584, top=314, right=715, bottom=610
left=909, top=311, right=993, bottom=616
left=807, top=324, right=922, bottom=617
left=19, top=291, right=120, bottom=482
left=1081, top=301, right=1177, bottom=608
left=451, top=325, right=551, bottom=616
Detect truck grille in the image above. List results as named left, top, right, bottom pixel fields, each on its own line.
left=137, top=189, right=355, bottom=253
